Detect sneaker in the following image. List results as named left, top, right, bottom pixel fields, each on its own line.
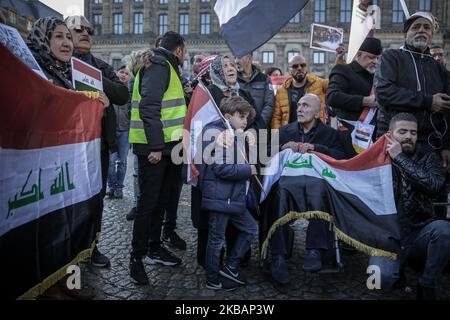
left=303, top=249, right=322, bottom=272
left=114, top=189, right=123, bottom=199
left=144, top=246, right=181, bottom=266
left=126, top=207, right=137, bottom=221
left=91, top=246, right=111, bottom=268
left=219, top=265, right=247, bottom=285
left=271, top=255, right=289, bottom=285
left=130, top=258, right=149, bottom=285
left=162, top=231, right=187, bottom=250
left=206, top=276, right=239, bottom=291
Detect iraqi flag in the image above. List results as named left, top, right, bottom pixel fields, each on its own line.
left=260, top=135, right=401, bottom=260
left=0, top=43, right=104, bottom=299
left=214, top=0, right=310, bottom=57
left=183, top=83, right=223, bottom=186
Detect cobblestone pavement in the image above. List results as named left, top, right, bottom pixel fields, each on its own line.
left=81, top=155, right=450, bottom=300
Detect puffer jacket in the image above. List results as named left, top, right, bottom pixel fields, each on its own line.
left=198, top=120, right=253, bottom=214
left=374, top=45, right=450, bottom=150
left=271, top=74, right=329, bottom=129
left=237, top=65, right=274, bottom=127
left=392, top=145, right=446, bottom=245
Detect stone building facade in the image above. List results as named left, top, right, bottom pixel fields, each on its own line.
left=84, top=0, right=450, bottom=77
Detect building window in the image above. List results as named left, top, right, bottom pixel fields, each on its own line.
left=340, top=0, right=352, bottom=23
left=200, top=13, right=210, bottom=35
left=94, top=0, right=102, bottom=4
left=112, top=59, right=122, bottom=70
left=179, top=14, right=189, bottom=35
left=419, top=0, right=431, bottom=11
left=160, top=0, right=168, bottom=4
left=159, top=14, right=168, bottom=35
left=134, top=12, right=143, bottom=34
left=262, top=51, right=275, bottom=64
left=135, top=0, right=144, bottom=2
left=287, top=51, right=300, bottom=62
left=113, top=0, right=122, bottom=3
left=180, top=0, right=189, bottom=3
left=93, top=14, right=102, bottom=35
left=290, top=12, right=300, bottom=23
left=313, top=52, right=325, bottom=65
left=113, top=13, right=122, bottom=34
left=9, top=10, right=17, bottom=24
left=392, top=0, right=404, bottom=23
left=314, top=0, right=326, bottom=23
left=201, top=0, right=211, bottom=2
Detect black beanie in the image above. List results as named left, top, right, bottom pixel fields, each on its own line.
left=359, top=37, right=382, bottom=55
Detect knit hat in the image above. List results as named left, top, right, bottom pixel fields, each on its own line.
left=359, top=37, right=382, bottom=55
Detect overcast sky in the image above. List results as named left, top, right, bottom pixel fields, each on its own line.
left=40, top=0, right=84, bottom=18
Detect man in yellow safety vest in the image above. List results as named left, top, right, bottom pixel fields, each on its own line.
left=129, top=31, right=187, bottom=285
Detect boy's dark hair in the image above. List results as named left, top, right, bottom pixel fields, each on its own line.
left=160, top=31, right=185, bottom=52
left=220, top=96, right=256, bottom=120
left=389, top=112, right=418, bottom=131
left=155, top=36, right=163, bottom=48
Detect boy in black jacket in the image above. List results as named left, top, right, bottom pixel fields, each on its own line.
left=199, top=96, right=259, bottom=291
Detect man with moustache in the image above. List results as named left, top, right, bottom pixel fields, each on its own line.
left=271, top=55, right=329, bottom=129
left=380, top=113, right=450, bottom=300
left=327, top=37, right=382, bottom=158
left=374, top=12, right=450, bottom=171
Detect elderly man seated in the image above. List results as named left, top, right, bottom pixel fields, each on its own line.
left=267, top=94, right=345, bottom=285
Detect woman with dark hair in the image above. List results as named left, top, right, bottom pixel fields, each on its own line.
left=265, top=67, right=283, bottom=77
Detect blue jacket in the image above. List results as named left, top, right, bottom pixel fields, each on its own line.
left=198, top=120, right=252, bottom=214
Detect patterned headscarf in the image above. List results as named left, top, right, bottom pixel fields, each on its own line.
left=210, top=55, right=240, bottom=96
left=27, top=17, right=73, bottom=87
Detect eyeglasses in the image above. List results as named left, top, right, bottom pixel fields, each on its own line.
left=74, top=26, right=93, bottom=36
left=290, top=63, right=307, bottom=69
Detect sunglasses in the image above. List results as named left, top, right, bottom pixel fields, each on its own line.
left=290, top=63, right=307, bottom=69
left=74, top=26, right=93, bottom=36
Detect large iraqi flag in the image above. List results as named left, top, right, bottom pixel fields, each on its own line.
left=0, top=43, right=104, bottom=299
left=214, top=0, right=310, bottom=57
left=260, top=135, right=401, bottom=260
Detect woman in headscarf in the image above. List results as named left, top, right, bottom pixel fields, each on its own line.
left=26, top=17, right=107, bottom=300
left=27, top=17, right=108, bottom=105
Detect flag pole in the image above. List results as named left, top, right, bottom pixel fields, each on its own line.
left=399, top=0, right=410, bottom=19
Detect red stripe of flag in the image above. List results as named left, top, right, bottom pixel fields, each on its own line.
left=72, top=58, right=102, bottom=81
left=0, top=43, right=103, bottom=150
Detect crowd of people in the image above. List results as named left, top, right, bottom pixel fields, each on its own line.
left=16, top=10, right=450, bottom=300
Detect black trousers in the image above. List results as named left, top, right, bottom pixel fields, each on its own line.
left=162, top=177, right=183, bottom=236
left=131, top=155, right=182, bottom=258
left=95, top=147, right=110, bottom=236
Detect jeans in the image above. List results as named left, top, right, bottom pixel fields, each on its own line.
left=370, top=220, right=450, bottom=289
left=107, top=131, right=129, bottom=191
left=205, top=210, right=258, bottom=282
left=131, top=155, right=182, bottom=258
left=133, top=154, right=140, bottom=208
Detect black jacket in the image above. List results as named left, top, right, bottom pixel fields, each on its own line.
left=207, top=84, right=265, bottom=132
left=198, top=120, right=253, bottom=214
left=392, top=145, right=446, bottom=245
left=237, top=65, right=274, bottom=127
left=374, top=46, right=450, bottom=150
left=90, top=55, right=129, bottom=152
left=327, top=61, right=374, bottom=122
left=278, top=121, right=346, bottom=159
left=133, top=48, right=184, bottom=156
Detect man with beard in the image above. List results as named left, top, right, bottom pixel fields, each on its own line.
left=378, top=113, right=450, bottom=300
left=374, top=12, right=450, bottom=172
left=430, top=45, right=450, bottom=80
left=271, top=55, right=329, bottom=129
left=327, top=37, right=382, bottom=158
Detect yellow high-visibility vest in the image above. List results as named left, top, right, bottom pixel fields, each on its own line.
left=129, top=60, right=187, bottom=144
